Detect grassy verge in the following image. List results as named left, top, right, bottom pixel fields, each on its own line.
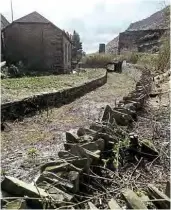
left=1, top=69, right=105, bottom=103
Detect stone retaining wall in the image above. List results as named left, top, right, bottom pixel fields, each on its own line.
left=1, top=71, right=107, bottom=122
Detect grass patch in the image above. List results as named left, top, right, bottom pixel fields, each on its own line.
left=1, top=69, right=105, bottom=103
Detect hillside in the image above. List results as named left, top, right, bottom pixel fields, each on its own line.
left=105, top=35, right=119, bottom=54
left=127, top=5, right=170, bottom=31
left=106, top=5, right=170, bottom=54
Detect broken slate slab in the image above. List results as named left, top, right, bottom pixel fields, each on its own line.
left=58, top=150, right=78, bottom=158
left=77, top=127, right=96, bottom=137
left=108, top=198, right=122, bottom=210
left=122, top=189, right=148, bottom=209
left=1, top=176, right=48, bottom=199
left=101, top=105, right=116, bottom=124
left=81, top=142, right=99, bottom=152
left=44, top=162, right=82, bottom=173
left=36, top=171, right=74, bottom=192
left=58, top=151, right=90, bottom=171
left=148, top=184, right=170, bottom=209
left=40, top=160, right=67, bottom=173
left=38, top=182, right=74, bottom=202
left=66, top=132, right=79, bottom=143
left=88, top=201, right=99, bottom=209
left=4, top=199, right=28, bottom=210
left=114, top=107, right=137, bottom=121
left=141, top=140, right=159, bottom=159
left=113, top=109, right=133, bottom=126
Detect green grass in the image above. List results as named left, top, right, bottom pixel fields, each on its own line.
left=1, top=69, right=105, bottom=103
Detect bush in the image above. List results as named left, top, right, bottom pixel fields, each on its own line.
left=82, top=54, right=114, bottom=68
left=156, top=37, right=170, bottom=72
left=1, top=61, right=26, bottom=78
left=137, top=53, right=158, bottom=69
left=82, top=54, right=126, bottom=68
left=127, top=52, right=139, bottom=64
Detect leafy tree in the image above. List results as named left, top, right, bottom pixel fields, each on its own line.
left=72, top=30, right=83, bottom=62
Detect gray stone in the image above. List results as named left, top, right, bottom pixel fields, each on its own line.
left=1, top=176, right=48, bottom=199
left=114, top=107, right=137, bottom=121
left=66, top=132, right=79, bottom=143
left=58, top=150, right=90, bottom=171
left=40, top=161, right=64, bottom=173
left=58, top=150, right=78, bottom=159
left=101, top=105, right=116, bottom=124
left=70, top=145, right=100, bottom=162
left=108, top=198, right=122, bottom=210
left=81, top=139, right=104, bottom=151
left=122, top=189, right=148, bottom=209
left=38, top=182, right=74, bottom=202
left=44, top=162, right=82, bottom=173
left=88, top=202, right=99, bottom=209
left=77, top=127, right=86, bottom=136
left=5, top=199, right=28, bottom=209
left=81, top=142, right=99, bottom=152
left=77, top=127, right=96, bottom=137
left=36, top=171, right=74, bottom=192
left=111, top=109, right=133, bottom=126
left=68, top=171, right=80, bottom=193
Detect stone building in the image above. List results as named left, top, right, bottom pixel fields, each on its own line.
left=1, top=14, right=10, bottom=61
left=2, top=11, right=72, bottom=73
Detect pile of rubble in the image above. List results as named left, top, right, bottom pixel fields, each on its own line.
left=1, top=68, right=170, bottom=209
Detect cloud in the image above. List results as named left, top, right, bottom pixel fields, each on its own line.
left=1, top=0, right=170, bottom=53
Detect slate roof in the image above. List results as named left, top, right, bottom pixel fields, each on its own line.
left=1, top=14, right=10, bottom=30
left=3, top=11, right=72, bottom=43
left=14, top=11, right=50, bottom=23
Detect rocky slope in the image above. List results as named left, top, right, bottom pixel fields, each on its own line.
left=127, top=6, right=170, bottom=31
left=106, top=5, right=170, bottom=54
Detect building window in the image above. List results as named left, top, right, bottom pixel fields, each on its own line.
left=65, top=43, right=67, bottom=63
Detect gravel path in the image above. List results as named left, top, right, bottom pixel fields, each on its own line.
left=1, top=66, right=141, bottom=182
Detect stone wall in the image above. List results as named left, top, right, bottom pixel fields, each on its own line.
left=1, top=71, right=107, bottom=122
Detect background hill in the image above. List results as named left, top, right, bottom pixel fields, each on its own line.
left=106, top=5, right=170, bottom=54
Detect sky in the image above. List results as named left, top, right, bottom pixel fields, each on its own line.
left=0, top=0, right=170, bottom=53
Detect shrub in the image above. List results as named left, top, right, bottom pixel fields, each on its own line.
left=82, top=54, right=114, bottom=68
left=127, top=52, right=139, bottom=64
left=82, top=53, right=127, bottom=68
left=156, top=37, right=170, bottom=72
left=136, top=53, right=158, bottom=69
left=1, top=61, right=26, bottom=78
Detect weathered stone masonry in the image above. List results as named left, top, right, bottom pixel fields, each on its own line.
left=1, top=71, right=107, bottom=122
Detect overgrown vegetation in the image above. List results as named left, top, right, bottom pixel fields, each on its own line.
left=1, top=61, right=26, bottom=79
left=156, top=35, right=170, bottom=72
left=82, top=54, right=125, bottom=68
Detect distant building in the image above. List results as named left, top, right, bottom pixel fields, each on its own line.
left=99, top=43, right=105, bottom=53
left=1, top=14, right=10, bottom=61
left=2, top=11, right=72, bottom=73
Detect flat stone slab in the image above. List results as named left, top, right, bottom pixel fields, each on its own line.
left=122, top=189, right=148, bottom=209
left=4, top=199, right=28, bottom=209
left=44, top=162, right=82, bottom=173
left=108, top=198, right=122, bottom=210
left=1, top=176, right=48, bottom=198
left=66, top=132, right=79, bottom=143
